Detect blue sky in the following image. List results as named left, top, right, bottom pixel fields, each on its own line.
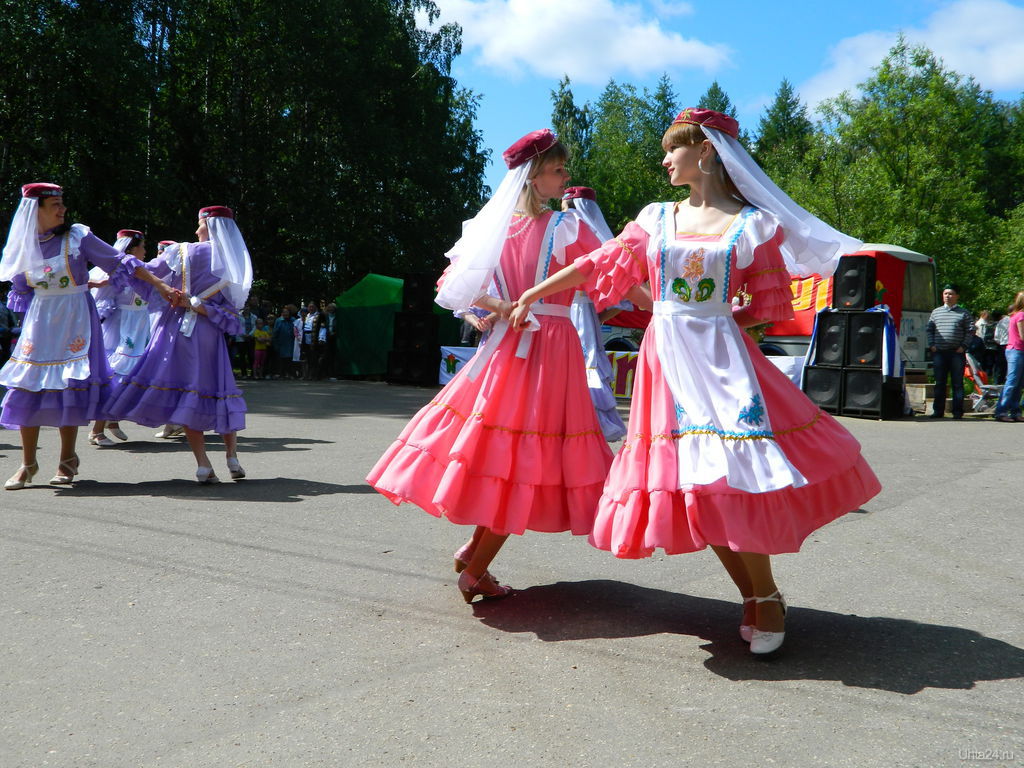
left=423, top=0, right=1024, bottom=190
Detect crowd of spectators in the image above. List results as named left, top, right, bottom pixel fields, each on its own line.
left=231, top=296, right=339, bottom=381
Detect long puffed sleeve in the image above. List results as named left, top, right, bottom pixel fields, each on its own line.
left=74, top=225, right=146, bottom=293
left=203, top=290, right=244, bottom=336
left=731, top=211, right=794, bottom=325
left=6, top=273, right=33, bottom=313
left=573, top=220, right=651, bottom=313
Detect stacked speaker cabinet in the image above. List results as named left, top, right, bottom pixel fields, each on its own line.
left=801, top=256, right=904, bottom=419
left=387, top=273, right=440, bottom=386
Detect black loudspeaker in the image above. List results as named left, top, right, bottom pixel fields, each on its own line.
left=402, top=273, right=437, bottom=313
left=832, top=256, right=877, bottom=311
left=392, top=312, right=438, bottom=352
left=802, top=365, right=843, bottom=413
left=845, top=312, right=885, bottom=368
left=813, top=313, right=847, bottom=367
left=842, top=371, right=904, bottom=419
left=387, top=348, right=439, bottom=386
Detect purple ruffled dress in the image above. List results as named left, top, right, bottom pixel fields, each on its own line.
left=0, top=225, right=142, bottom=429
left=103, top=241, right=246, bottom=433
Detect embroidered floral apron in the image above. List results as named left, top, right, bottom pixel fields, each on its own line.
left=0, top=233, right=93, bottom=391
left=650, top=204, right=806, bottom=493
left=108, top=291, right=150, bottom=375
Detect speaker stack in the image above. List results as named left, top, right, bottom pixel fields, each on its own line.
left=802, top=256, right=904, bottom=419
left=387, top=273, right=440, bottom=386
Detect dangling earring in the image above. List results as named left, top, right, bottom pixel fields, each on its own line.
left=698, top=157, right=714, bottom=175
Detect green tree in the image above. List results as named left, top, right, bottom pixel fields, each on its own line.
left=0, top=0, right=488, bottom=306
left=791, top=39, right=997, bottom=306
left=754, top=78, right=813, bottom=170
left=551, top=76, right=592, bottom=185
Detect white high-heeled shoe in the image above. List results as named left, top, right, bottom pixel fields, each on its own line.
left=5, top=462, right=39, bottom=491
left=226, top=457, right=245, bottom=480
left=196, top=466, right=220, bottom=484
left=107, top=425, right=128, bottom=441
left=89, top=433, right=116, bottom=447
left=749, top=591, right=787, bottom=655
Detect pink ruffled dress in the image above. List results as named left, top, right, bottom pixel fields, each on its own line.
left=367, top=210, right=613, bottom=536
left=574, top=203, right=881, bottom=557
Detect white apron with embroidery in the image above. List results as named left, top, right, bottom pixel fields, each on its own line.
left=0, top=231, right=93, bottom=391
left=108, top=293, right=151, bottom=374
left=648, top=203, right=806, bottom=493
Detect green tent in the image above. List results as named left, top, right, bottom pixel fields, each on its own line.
left=335, top=273, right=403, bottom=376
left=334, top=272, right=465, bottom=377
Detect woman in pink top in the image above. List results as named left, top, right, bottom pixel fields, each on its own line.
left=993, top=291, right=1024, bottom=422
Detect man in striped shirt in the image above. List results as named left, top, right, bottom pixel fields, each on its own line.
left=927, top=284, right=975, bottom=419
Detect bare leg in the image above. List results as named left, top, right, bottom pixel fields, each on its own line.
left=222, top=431, right=237, bottom=459
left=464, top=528, right=509, bottom=581
left=184, top=427, right=210, bottom=468
left=91, top=419, right=106, bottom=437
left=20, top=426, right=40, bottom=467
left=712, top=545, right=756, bottom=627
left=736, top=552, right=784, bottom=632
left=57, top=426, right=79, bottom=462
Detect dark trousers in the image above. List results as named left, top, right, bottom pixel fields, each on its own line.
left=932, top=349, right=966, bottom=417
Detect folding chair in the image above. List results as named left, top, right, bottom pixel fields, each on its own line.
left=965, top=352, right=1002, bottom=413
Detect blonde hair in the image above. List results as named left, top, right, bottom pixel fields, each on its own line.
left=1010, top=291, right=1024, bottom=315
left=661, top=122, right=748, bottom=204
left=520, top=141, right=569, bottom=218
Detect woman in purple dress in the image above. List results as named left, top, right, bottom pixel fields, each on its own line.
left=0, top=183, right=180, bottom=489
left=87, top=228, right=151, bottom=446
left=104, top=206, right=253, bottom=483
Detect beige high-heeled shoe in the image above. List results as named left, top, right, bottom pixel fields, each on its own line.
left=457, top=570, right=513, bottom=604
left=49, top=454, right=80, bottom=485
left=749, top=591, right=787, bottom=655
left=5, top=462, right=39, bottom=491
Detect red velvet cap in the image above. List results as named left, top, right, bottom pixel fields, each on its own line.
left=562, top=186, right=596, bottom=201
left=21, top=182, right=63, bottom=198
left=502, top=129, right=558, bottom=170
left=198, top=205, right=233, bottom=220
left=671, top=108, right=739, bottom=139
left=158, top=240, right=175, bottom=247
left=117, top=229, right=144, bottom=240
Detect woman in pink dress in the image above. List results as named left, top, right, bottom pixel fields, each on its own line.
left=512, top=110, right=881, bottom=654
left=367, top=129, right=614, bottom=603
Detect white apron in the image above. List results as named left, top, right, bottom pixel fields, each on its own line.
left=649, top=203, right=806, bottom=493
left=108, top=296, right=151, bottom=375
left=0, top=232, right=93, bottom=391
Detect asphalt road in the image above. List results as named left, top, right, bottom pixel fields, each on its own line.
left=1, top=380, right=1021, bottom=768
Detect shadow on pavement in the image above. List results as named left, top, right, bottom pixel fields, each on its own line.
left=473, top=579, right=1024, bottom=694
left=108, top=435, right=333, bottom=454
left=52, top=477, right=364, bottom=502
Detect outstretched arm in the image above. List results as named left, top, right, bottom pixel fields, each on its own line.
left=509, top=265, right=587, bottom=329
left=133, top=266, right=182, bottom=306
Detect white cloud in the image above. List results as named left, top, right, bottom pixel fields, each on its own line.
left=799, top=0, right=1024, bottom=110
left=429, top=0, right=729, bottom=84
left=648, top=0, right=695, bottom=18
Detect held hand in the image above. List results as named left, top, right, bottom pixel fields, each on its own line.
left=479, top=313, right=496, bottom=332
left=464, top=313, right=488, bottom=333
left=509, top=301, right=533, bottom=330
left=165, top=287, right=185, bottom=307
